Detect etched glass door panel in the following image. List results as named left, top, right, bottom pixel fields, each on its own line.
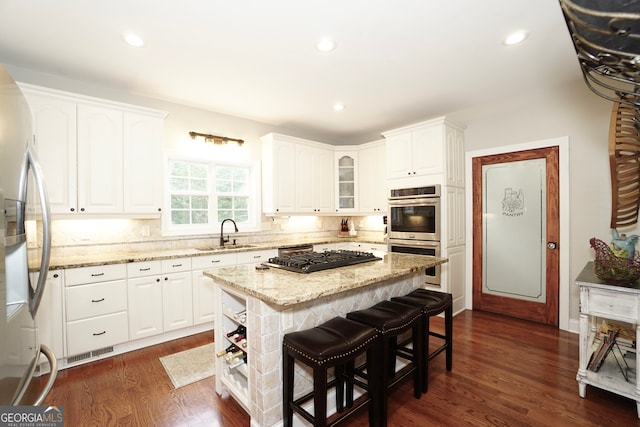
left=482, top=158, right=546, bottom=303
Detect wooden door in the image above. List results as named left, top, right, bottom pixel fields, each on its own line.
left=472, top=146, right=560, bottom=326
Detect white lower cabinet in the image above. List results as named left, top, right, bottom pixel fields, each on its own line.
left=192, top=253, right=236, bottom=325
left=236, top=249, right=276, bottom=265
left=127, top=260, right=163, bottom=340
left=66, top=312, right=129, bottom=356
left=32, top=270, right=65, bottom=363
left=65, top=264, right=128, bottom=359
left=161, top=258, right=193, bottom=332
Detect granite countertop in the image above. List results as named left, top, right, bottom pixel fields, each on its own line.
left=45, top=237, right=386, bottom=269
left=203, top=253, right=447, bottom=307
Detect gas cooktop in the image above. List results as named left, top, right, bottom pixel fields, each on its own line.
left=262, top=250, right=382, bottom=274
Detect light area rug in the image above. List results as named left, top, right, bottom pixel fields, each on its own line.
left=160, top=343, right=215, bottom=389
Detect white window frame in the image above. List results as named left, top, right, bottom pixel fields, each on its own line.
left=162, top=157, right=261, bottom=237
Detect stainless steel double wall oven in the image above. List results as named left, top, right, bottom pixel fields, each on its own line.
left=388, top=185, right=441, bottom=286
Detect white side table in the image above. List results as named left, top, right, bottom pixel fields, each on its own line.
left=576, top=262, right=640, bottom=418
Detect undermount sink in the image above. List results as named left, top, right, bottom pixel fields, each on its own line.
left=195, top=244, right=258, bottom=251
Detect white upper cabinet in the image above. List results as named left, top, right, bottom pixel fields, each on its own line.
left=123, top=112, right=164, bottom=214
left=20, top=83, right=166, bottom=217
left=357, top=141, right=387, bottom=213
left=383, top=116, right=465, bottom=187
left=295, top=144, right=334, bottom=213
left=261, top=133, right=334, bottom=215
left=23, top=91, right=78, bottom=214
left=261, top=133, right=296, bottom=214
left=77, top=103, right=123, bottom=214
left=335, top=151, right=358, bottom=213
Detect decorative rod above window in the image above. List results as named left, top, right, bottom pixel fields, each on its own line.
left=189, top=131, right=244, bottom=146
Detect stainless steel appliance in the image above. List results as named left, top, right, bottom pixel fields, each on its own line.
left=388, top=185, right=441, bottom=286
left=0, top=64, right=56, bottom=405
left=388, top=185, right=440, bottom=241
left=263, top=250, right=381, bottom=274
left=388, top=239, right=440, bottom=285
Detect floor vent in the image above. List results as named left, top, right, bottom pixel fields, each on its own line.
left=68, top=352, right=91, bottom=364
left=92, top=346, right=114, bottom=357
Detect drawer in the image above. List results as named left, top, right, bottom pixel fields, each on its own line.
left=66, top=280, right=128, bottom=321
left=192, top=253, right=236, bottom=270
left=127, top=260, right=162, bottom=278
left=352, top=243, right=387, bottom=253
left=161, top=257, right=191, bottom=273
left=237, top=249, right=277, bottom=265
left=67, top=311, right=129, bottom=356
left=66, top=264, right=127, bottom=286
left=587, top=288, right=640, bottom=321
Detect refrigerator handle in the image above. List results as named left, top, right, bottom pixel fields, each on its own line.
left=32, top=345, right=58, bottom=406
left=26, top=143, right=52, bottom=316
left=11, top=344, right=58, bottom=406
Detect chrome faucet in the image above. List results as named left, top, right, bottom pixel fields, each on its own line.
left=219, top=218, right=238, bottom=247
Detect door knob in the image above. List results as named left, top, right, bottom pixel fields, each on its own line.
left=547, top=242, right=557, bottom=250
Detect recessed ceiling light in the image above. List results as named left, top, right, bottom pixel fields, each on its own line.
left=123, top=32, right=145, bottom=47
left=317, top=38, right=336, bottom=52
left=503, top=30, right=528, bottom=46
left=333, top=103, right=345, bottom=111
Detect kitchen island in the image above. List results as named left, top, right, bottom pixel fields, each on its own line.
left=204, top=252, right=447, bottom=427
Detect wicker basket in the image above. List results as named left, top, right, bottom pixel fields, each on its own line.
left=590, top=237, right=640, bottom=284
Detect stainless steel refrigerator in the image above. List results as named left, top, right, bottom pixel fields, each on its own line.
left=0, top=64, right=56, bottom=405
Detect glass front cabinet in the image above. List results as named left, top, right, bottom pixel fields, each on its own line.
left=335, top=151, right=358, bottom=213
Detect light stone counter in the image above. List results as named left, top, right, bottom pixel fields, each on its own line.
left=203, top=252, right=446, bottom=307
left=44, top=236, right=386, bottom=270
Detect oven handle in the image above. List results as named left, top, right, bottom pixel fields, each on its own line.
left=388, top=197, right=440, bottom=205
left=388, top=239, right=440, bottom=249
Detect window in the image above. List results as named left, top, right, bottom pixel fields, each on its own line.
left=169, top=162, right=210, bottom=225
left=166, top=159, right=259, bottom=235
left=215, top=166, right=249, bottom=223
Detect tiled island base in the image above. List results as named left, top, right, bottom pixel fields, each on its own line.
left=249, top=275, right=420, bottom=426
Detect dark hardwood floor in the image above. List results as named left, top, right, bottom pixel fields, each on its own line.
left=32, top=310, right=640, bottom=426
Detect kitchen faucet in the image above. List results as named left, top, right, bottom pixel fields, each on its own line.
left=219, top=218, right=239, bottom=247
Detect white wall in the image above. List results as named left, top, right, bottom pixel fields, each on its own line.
left=451, top=79, right=615, bottom=328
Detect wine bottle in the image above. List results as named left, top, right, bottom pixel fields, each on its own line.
left=226, top=325, right=246, bottom=338
left=224, top=349, right=244, bottom=363
left=216, top=344, right=240, bottom=357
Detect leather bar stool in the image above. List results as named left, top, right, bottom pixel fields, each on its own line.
left=282, top=316, right=383, bottom=427
left=391, top=288, right=452, bottom=393
left=346, top=300, right=424, bottom=425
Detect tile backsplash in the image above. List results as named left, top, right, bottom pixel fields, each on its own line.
left=39, top=215, right=385, bottom=257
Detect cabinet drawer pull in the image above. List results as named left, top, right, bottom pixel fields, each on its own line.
left=93, top=331, right=106, bottom=336
left=253, top=255, right=261, bottom=259
left=139, top=267, right=151, bottom=271
left=172, top=264, right=182, bottom=268
left=91, top=273, right=105, bottom=277
left=211, top=260, right=221, bottom=263
left=91, top=298, right=105, bottom=303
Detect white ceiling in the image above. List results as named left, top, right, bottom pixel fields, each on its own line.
left=0, top=0, right=582, bottom=144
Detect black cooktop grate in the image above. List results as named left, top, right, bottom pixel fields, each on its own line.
left=261, top=249, right=381, bottom=273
